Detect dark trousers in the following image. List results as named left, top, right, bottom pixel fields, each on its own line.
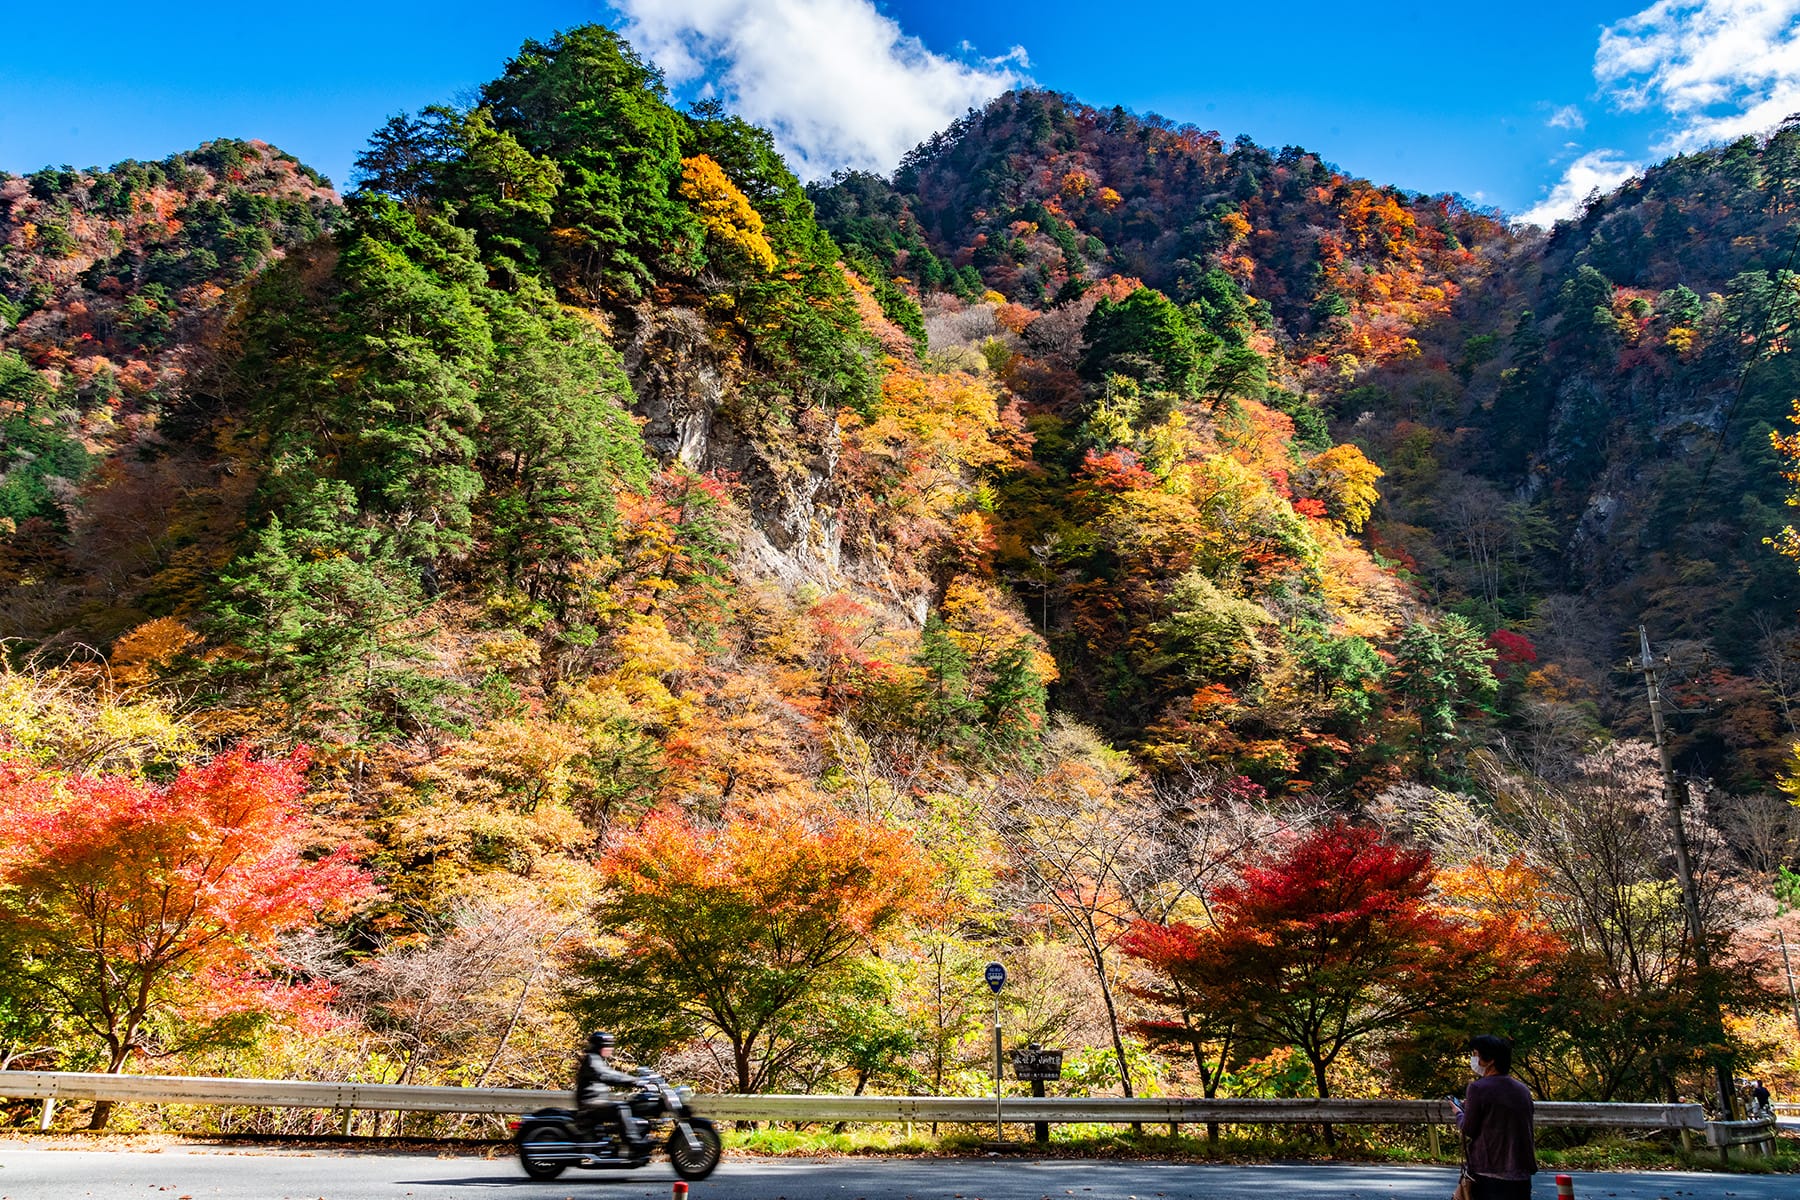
left=575, top=1102, right=638, bottom=1147
left=1470, top=1176, right=1532, bottom=1200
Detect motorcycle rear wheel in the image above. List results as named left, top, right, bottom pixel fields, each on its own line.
left=668, top=1123, right=723, bottom=1181
left=519, top=1126, right=569, bottom=1180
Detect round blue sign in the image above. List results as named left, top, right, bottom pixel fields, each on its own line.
left=984, top=962, right=1006, bottom=992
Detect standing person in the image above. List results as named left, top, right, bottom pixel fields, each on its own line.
left=1750, top=1079, right=1773, bottom=1118
left=1452, top=1034, right=1536, bottom=1200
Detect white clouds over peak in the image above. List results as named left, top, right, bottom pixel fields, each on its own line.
left=1525, top=2, right=1798, bottom=228
left=1596, top=0, right=1800, bottom=151
left=610, top=0, right=1029, bottom=182
left=1517, top=149, right=1645, bottom=227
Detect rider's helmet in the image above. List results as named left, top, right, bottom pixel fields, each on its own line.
left=587, top=1030, right=615, bottom=1053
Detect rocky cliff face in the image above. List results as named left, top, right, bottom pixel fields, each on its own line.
left=621, top=303, right=857, bottom=599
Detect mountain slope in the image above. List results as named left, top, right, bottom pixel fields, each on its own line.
left=1347, top=123, right=1800, bottom=789
left=812, top=95, right=1800, bottom=795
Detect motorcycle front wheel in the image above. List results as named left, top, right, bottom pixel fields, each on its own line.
left=519, top=1126, right=569, bottom=1180
left=667, top=1123, right=723, bottom=1180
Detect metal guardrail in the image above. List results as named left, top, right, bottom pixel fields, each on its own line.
left=1704, top=1117, right=1785, bottom=1162
left=0, top=1071, right=564, bottom=1118
left=0, top=1071, right=1710, bottom=1134
left=1706, top=1118, right=1779, bottom=1148
left=696, top=1092, right=1704, bottom=1129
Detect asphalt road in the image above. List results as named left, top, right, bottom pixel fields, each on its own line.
left=0, top=1147, right=1790, bottom=1200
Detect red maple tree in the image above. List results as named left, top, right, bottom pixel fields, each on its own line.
left=1127, top=819, right=1497, bottom=1105
left=0, top=744, right=372, bottom=1113
left=1121, top=918, right=1245, bottom=1139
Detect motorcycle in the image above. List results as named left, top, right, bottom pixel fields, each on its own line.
left=513, top=1069, right=723, bottom=1182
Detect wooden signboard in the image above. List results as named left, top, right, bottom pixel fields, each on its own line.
left=1011, top=1047, right=1064, bottom=1082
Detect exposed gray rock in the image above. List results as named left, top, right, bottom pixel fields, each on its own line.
left=621, top=306, right=721, bottom=469
left=619, top=304, right=855, bottom=598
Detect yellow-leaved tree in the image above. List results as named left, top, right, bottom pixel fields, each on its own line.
left=1307, top=443, right=1385, bottom=532
left=679, top=154, right=777, bottom=273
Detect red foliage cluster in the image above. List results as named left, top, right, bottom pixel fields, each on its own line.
left=1487, top=628, right=1538, bottom=666
left=0, top=744, right=372, bottom=1070
left=1124, top=819, right=1560, bottom=1098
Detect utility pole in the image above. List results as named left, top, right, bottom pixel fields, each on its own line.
left=1779, top=930, right=1800, bottom=1038
left=1637, top=626, right=1737, bottom=1118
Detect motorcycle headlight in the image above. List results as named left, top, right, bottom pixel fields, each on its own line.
left=675, top=1085, right=695, bottom=1105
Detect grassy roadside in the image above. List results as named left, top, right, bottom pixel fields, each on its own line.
left=722, top=1123, right=1800, bottom=1174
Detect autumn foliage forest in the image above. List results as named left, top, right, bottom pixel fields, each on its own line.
left=2, top=24, right=1799, bottom=1138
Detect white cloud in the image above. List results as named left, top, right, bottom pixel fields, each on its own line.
left=1517, top=149, right=1645, bottom=227
left=1596, top=0, right=1800, bottom=151
left=1547, top=104, right=1587, bottom=130
left=610, top=0, right=1029, bottom=181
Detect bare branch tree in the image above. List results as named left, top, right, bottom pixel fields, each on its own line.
left=325, top=899, right=574, bottom=1099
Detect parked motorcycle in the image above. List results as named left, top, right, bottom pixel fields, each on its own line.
left=513, top=1070, right=722, bottom=1181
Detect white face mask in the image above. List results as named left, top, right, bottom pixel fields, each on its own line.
left=1470, top=1053, right=1484, bottom=1076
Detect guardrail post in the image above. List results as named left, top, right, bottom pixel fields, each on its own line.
left=341, top=1106, right=354, bottom=1136
left=39, top=1096, right=54, bottom=1131
left=1426, top=1120, right=1440, bottom=1158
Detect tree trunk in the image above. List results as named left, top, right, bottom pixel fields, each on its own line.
left=454, top=970, right=538, bottom=1132
left=88, top=1042, right=134, bottom=1130
left=1093, top=958, right=1134, bottom=1098
left=1191, top=1030, right=1225, bottom=1145
left=1203, top=1076, right=1220, bottom=1146
left=832, top=1072, right=872, bottom=1134
left=474, top=971, right=536, bottom=1087
left=732, top=1037, right=757, bottom=1131
left=1090, top=952, right=1141, bottom=1135
left=1311, top=1055, right=1334, bottom=1149
left=734, top=1040, right=753, bottom=1093
left=930, top=949, right=945, bottom=1137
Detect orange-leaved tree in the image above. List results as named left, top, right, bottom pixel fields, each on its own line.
left=0, top=744, right=372, bottom=1122
left=571, top=800, right=937, bottom=1092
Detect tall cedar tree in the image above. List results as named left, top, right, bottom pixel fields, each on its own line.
left=480, top=25, right=701, bottom=299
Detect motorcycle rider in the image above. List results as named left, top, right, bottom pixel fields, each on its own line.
left=575, top=1031, right=646, bottom=1155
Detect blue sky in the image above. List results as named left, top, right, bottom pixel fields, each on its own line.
left=3, top=1, right=1797, bottom=224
